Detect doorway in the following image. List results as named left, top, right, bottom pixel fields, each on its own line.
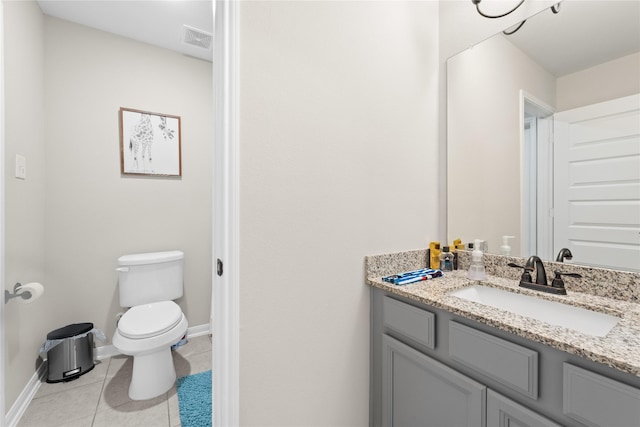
left=521, top=92, right=554, bottom=260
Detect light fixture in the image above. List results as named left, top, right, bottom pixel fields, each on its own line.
left=497, top=1, right=563, bottom=36
left=472, top=0, right=526, bottom=19
left=503, top=20, right=527, bottom=35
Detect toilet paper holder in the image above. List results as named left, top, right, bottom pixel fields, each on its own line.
left=5, top=282, right=43, bottom=304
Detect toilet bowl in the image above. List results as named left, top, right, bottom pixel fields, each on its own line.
left=113, top=301, right=188, bottom=400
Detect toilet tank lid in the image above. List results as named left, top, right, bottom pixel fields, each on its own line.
left=118, top=250, right=184, bottom=266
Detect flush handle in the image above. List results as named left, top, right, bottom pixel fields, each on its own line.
left=217, top=259, right=223, bottom=277
left=115, top=267, right=129, bottom=273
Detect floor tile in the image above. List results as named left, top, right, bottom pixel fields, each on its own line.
left=167, top=385, right=181, bottom=427
left=98, top=357, right=145, bottom=411
left=92, top=397, right=170, bottom=427
left=17, top=381, right=102, bottom=427
left=174, top=334, right=211, bottom=358
left=175, top=350, right=212, bottom=378
left=105, top=355, right=133, bottom=379
left=35, top=359, right=108, bottom=398
left=52, top=415, right=95, bottom=427
left=19, top=338, right=211, bottom=427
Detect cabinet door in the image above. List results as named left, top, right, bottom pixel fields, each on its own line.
left=382, top=335, right=485, bottom=427
left=563, top=363, right=640, bottom=427
left=487, top=390, right=561, bottom=427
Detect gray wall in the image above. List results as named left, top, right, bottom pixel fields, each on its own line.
left=556, top=52, right=640, bottom=111
left=3, top=0, right=47, bottom=410
left=3, top=4, right=212, bottom=411
left=238, top=1, right=439, bottom=425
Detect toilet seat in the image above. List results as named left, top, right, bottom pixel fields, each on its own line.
left=118, top=301, right=182, bottom=339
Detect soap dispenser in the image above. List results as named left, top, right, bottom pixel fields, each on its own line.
left=500, top=235, right=515, bottom=256
left=468, top=239, right=487, bottom=281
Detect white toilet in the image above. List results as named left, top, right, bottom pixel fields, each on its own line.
left=112, top=250, right=188, bottom=400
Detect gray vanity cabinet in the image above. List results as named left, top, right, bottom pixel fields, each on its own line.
left=487, top=390, right=562, bottom=427
left=382, top=334, right=485, bottom=427
left=371, top=289, right=640, bottom=427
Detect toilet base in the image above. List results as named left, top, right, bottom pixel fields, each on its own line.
left=129, top=347, right=176, bottom=400
left=112, top=312, right=188, bottom=400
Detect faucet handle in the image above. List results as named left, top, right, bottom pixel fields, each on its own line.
left=507, top=262, right=532, bottom=270
left=508, top=262, right=533, bottom=283
left=551, top=271, right=582, bottom=289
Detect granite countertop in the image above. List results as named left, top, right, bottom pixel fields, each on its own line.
left=367, top=269, right=640, bottom=377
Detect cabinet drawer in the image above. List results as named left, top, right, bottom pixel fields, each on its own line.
left=383, top=296, right=435, bottom=349
left=563, top=363, right=640, bottom=427
left=449, top=321, right=538, bottom=399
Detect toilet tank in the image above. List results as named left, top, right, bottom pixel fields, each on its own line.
left=117, top=251, right=184, bottom=307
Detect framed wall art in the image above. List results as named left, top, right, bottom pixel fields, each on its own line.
left=119, top=107, right=182, bottom=176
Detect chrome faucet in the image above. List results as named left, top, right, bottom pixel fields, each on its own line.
left=555, top=248, right=573, bottom=262
left=525, top=256, right=548, bottom=286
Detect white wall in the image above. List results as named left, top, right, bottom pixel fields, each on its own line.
left=3, top=7, right=212, bottom=410
left=238, top=1, right=439, bottom=425
left=556, top=52, right=640, bottom=111
left=447, top=34, right=556, bottom=255
left=3, top=0, right=46, bottom=410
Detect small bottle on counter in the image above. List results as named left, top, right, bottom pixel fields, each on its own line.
left=440, top=246, right=454, bottom=272
left=451, top=238, right=462, bottom=270
left=429, top=242, right=441, bottom=269
left=454, top=242, right=465, bottom=270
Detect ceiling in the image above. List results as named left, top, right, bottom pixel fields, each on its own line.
left=37, top=0, right=214, bottom=62
left=504, top=0, right=640, bottom=77
left=36, top=1, right=639, bottom=76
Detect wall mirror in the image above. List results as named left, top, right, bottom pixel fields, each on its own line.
left=447, top=0, right=640, bottom=272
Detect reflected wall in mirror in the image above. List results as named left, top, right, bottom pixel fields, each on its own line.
left=447, top=0, right=640, bottom=272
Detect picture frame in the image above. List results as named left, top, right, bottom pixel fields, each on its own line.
left=119, top=107, right=182, bottom=176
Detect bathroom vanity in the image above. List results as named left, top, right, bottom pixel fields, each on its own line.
left=366, top=250, right=640, bottom=427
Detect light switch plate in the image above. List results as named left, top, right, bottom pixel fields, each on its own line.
left=15, top=154, right=26, bottom=180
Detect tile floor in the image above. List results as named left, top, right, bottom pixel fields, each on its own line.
left=18, top=335, right=212, bottom=427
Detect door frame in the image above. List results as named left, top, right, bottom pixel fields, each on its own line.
left=520, top=90, right=554, bottom=259
left=213, top=0, right=239, bottom=425
left=1, top=1, right=7, bottom=424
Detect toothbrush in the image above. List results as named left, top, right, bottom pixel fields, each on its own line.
left=396, top=270, right=443, bottom=285
left=383, top=269, right=443, bottom=285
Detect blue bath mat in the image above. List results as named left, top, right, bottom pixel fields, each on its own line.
left=176, top=370, right=212, bottom=427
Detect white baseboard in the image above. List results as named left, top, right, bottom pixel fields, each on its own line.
left=8, top=323, right=211, bottom=426
left=186, top=323, right=211, bottom=338
left=5, top=363, right=46, bottom=427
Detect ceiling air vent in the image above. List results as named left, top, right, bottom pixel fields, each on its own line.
left=183, top=25, right=212, bottom=50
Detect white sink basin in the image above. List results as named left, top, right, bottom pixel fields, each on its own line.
left=449, top=285, right=620, bottom=337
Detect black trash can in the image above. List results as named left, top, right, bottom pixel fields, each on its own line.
left=46, top=322, right=95, bottom=383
